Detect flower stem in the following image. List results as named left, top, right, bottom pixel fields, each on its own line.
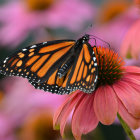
left=117, top=113, right=136, bottom=140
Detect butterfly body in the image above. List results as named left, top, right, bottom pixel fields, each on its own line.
left=0, top=34, right=98, bottom=94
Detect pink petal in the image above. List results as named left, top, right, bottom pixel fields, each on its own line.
left=59, top=92, right=85, bottom=136
left=117, top=97, right=140, bottom=129
left=123, top=66, right=140, bottom=74
left=121, top=31, right=132, bottom=58
left=121, top=20, right=140, bottom=59
left=124, top=73, right=140, bottom=81
left=113, top=81, right=140, bottom=118
left=123, top=73, right=140, bottom=82
left=72, top=94, right=98, bottom=140
left=122, top=74, right=140, bottom=93
left=53, top=91, right=80, bottom=128
left=94, top=85, right=118, bottom=125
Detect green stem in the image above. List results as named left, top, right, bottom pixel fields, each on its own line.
left=117, top=113, right=136, bottom=140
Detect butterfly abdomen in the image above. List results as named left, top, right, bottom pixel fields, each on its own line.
left=57, top=57, right=74, bottom=78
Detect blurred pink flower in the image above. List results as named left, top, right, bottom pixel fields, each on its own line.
left=121, top=19, right=140, bottom=59
left=19, top=109, right=61, bottom=140
left=134, top=0, right=140, bottom=6
left=54, top=47, right=140, bottom=140
left=0, top=0, right=95, bottom=47
left=133, top=128, right=140, bottom=140
left=0, top=115, right=15, bottom=140
left=0, top=77, right=66, bottom=132
left=125, top=58, right=140, bottom=66
left=89, top=6, right=140, bottom=53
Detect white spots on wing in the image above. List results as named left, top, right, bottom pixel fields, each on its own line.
left=42, top=42, right=47, bottom=45
left=94, top=75, right=98, bottom=83
left=22, top=48, right=27, bottom=51
left=30, top=45, right=37, bottom=48
left=3, top=57, right=9, bottom=63
left=3, top=60, right=7, bottom=63
left=94, top=63, right=97, bottom=66
left=93, top=57, right=96, bottom=61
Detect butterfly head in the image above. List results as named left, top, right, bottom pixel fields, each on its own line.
left=81, top=34, right=90, bottom=43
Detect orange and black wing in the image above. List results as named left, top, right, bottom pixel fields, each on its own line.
left=30, top=43, right=98, bottom=94
left=0, top=40, right=76, bottom=93
left=0, top=40, right=98, bottom=94
left=66, top=43, right=98, bottom=93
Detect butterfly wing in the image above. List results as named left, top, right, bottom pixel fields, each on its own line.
left=0, top=40, right=98, bottom=94
left=0, top=40, right=75, bottom=83
left=30, top=43, right=98, bottom=94
left=66, top=43, right=98, bottom=93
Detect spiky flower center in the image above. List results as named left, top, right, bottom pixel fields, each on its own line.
left=25, top=0, right=54, bottom=11
left=93, top=47, right=124, bottom=86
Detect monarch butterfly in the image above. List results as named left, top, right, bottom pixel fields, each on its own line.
left=0, top=34, right=98, bottom=94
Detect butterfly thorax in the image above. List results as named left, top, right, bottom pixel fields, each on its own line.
left=75, top=34, right=90, bottom=47
left=57, top=34, right=90, bottom=78
left=81, top=34, right=90, bottom=43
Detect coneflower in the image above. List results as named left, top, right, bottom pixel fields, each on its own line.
left=54, top=46, right=140, bottom=140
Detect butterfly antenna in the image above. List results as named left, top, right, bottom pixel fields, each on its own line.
left=89, top=35, right=110, bottom=48
left=91, top=38, right=97, bottom=46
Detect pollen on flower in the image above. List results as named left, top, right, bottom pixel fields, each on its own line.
left=93, top=46, right=125, bottom=86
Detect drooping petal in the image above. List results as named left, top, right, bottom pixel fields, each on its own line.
left=72, top=94, right=98, bottom=140
left=53, top=91, right=86, bottom=137
left=117, top=97, right=140, bottom=129
left=123, top=66, right=140, bottom=74
left=122, top=74, right=140, bottom=93
left=53, top=91, right=80, bottom=129
left=123, top=73, right=140, bottom=82
left=59, top=92, right=85, bottom=136
left=124, top=73, right=140, bottom=81
left=94, top=85, right=118, bottom=125
left=113, top=81, right=140, bottom=118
